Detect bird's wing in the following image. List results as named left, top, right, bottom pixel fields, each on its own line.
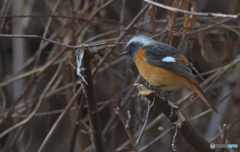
left=143, top=43, right=198, bottom=82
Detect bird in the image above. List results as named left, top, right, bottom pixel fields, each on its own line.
left=120, top=35, right=218, bottom=113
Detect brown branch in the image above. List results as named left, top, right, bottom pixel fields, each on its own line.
left=0, top=34, right=124, bottom=49
left=137, top=84, right=215, bottom=152
left=69, top=1, right=79, bottom=151
left=182, top=18, right=235, bottom=35
left=117, top=54, right=240, bottom=151
left=80, top=48, right=105, bottom=152
left=0, top=14, right=153, bottom=34
left=70, top=96, right=85, bottom=152
left=115, top=107, right=139, bottom=152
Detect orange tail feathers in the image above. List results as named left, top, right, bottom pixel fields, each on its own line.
left=191, top=83, right=219, bottom=114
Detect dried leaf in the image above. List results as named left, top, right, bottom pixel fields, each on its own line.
left=80, top=0, right=89, bottom=17
left=220, top=41, right=233, bottom=61
left=137, top=84, right=153, bottom=96
left=166, top=0, right=179, bottom=45
left=200, top=32, right=206, bottom=58
left=178, top=0, right=196, bottom=50
left=148, top=4, right=157, bottom=33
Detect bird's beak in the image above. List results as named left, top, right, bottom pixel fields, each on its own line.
left=119, top=51, right=128, bottom=56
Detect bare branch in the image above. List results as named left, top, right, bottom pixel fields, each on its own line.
left=80, top=49, right=105, bottom=152
left=137, top=84, right=215, bottom=152
left=0, top=34, right=125, bottom=49
left=145, top=0, right=239, bottom=18
left=115, top=107, right=139, bottom=152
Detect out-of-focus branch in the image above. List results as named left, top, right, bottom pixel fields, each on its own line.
left=92, top=3, right=150, bottom=76
left=115, top=107, right=138, bottom=152
left=0, top=34, right=124, bottom=49
left=0, top=63, right=62, bottom=139
left=34, top=0, right=61, bottom=68
left=38, top=87, right=83, bottom=152
left=11, top=0, right=25, bottom=101
left=145, top=0, right=239, bottom=18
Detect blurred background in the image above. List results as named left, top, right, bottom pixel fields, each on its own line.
left=0, top=0, right=240, bottom=151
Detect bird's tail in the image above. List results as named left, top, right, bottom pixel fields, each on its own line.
left=191, top=83, right=218, bottom=114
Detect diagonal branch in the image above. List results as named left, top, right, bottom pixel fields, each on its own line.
left=137, top=84, right=216, bottom=152
left=145, top=0, right=239, bottom=18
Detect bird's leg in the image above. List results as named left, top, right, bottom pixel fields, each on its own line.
left=155, top=89, right=179, bottom=120
left=149, top=85, right=160, bottom=95
left=159, top=91, right=179, bottom=119
left=169, top=104, right=179, bottom=120
left=147, top=85, right=179, bottom=119
left=159, top=91, right=171, bottom=100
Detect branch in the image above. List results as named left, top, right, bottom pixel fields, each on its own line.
left=0, top=34, right=124, bottom=49
left=80, top=48, right=105, bottom=152
left=115, top=107, right=138, bottom=152
left=145, top=0, right=239, bottom=18
left=137, top=84, right=215, bottom=152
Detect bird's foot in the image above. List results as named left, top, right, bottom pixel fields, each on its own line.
left=169, top=105, right=179, bottom=120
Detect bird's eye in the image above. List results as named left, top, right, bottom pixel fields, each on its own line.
left=129, top=43, right=134, bottom=48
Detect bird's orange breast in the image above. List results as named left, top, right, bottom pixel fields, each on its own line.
left=135, top=48, right=192, bottom=90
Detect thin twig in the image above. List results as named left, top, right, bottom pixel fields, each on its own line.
left=92, top=4, right=150, bottom=76
left=221, top=124, right=227, bottom=142
left=102, top=75, right=142, bottom=137
left=136, top=98, right=155, bottom=145
left=210, top=118, right=240, bottom=142
left=70, top=96, right=85, bottom=152
left=38, top=86, right=83, bottom=152
left=139, top=128, right=173, bottom=152
left=115, top=107, right=139, bottom=152
left=34, top=0, right=61, bottom=68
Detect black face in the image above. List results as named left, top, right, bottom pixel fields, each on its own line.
left=125, top=41, right=142, bottom=62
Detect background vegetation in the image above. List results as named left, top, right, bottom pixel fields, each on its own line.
left=0, top=0, right=240, bottom=151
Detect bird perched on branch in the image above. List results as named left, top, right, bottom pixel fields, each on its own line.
left=120, top=35, right=218, bottom=113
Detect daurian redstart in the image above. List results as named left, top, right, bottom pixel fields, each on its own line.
left=121, top=35, right=218, bottom=113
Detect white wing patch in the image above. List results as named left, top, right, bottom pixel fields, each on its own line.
left=161, top=56, right=176, bottom=62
